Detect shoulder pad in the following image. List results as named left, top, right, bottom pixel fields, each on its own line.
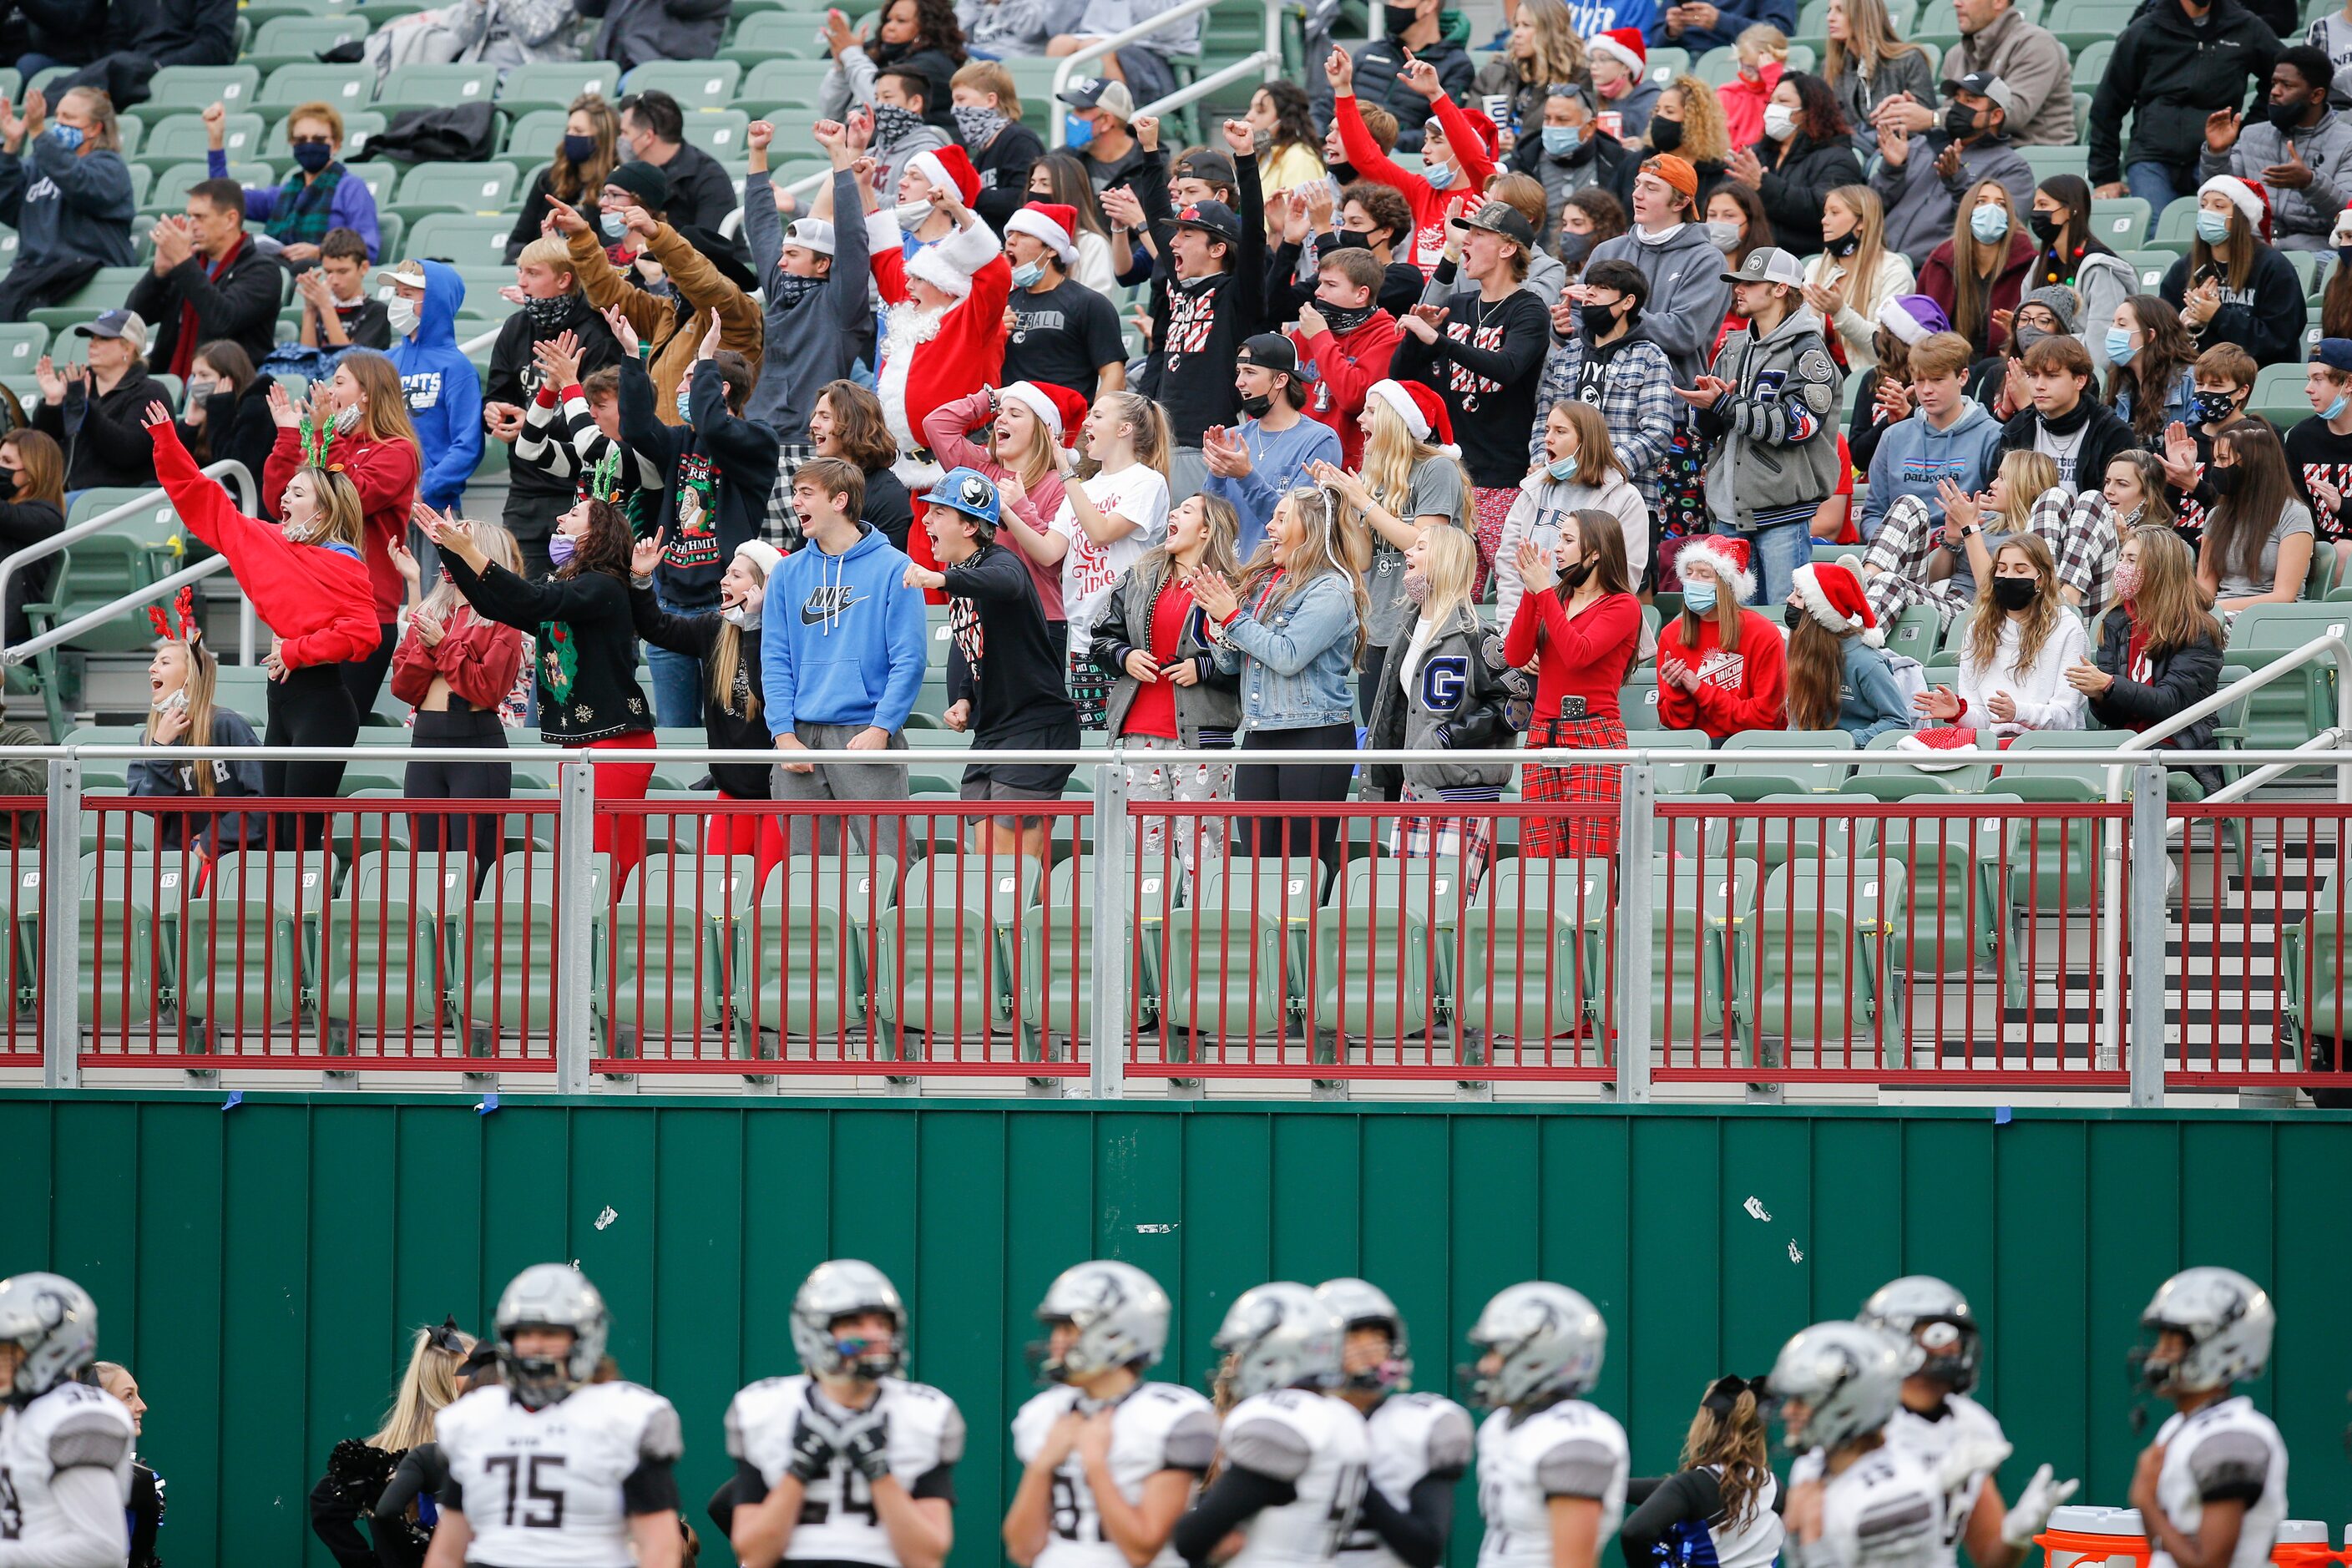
left=1163, top=1405, right=1220, bottom=1474
left=1225, top=1416, right=1315, bottom=1483
left=1425, top=1401, right=1474, bottom=1474
left=640, top=1399, right=684, bottom=1464
left=2186, top=1429, right=2272, bottom=1495
left=1535, top=1435, right=1621, bottom=1500
left=1854, top=1490, right=1940, bottom=1544
left=936, top=1398, right=968, bottom=1465
left=48, top=1405, right=134, bottom=1473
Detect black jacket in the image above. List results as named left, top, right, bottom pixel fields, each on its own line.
left=619, top=355, right=780, bottom=612
left=0, top=495, right=60, bottom=645
left=1757, top=132, right=1867, bottom=258
left=446, top=557, right=654, bottom=743
left=1309, top=34, right=1479, bottom=153
left=125, top=240, right=284, bottom=375
left=2090, top=604, right=2224, bottom=751
left=487, top=292, right=625, bottom=498
left=650, top=139, right=750, bottom=256
left=628, top=584, right=773, bottom=797
left=2159, top=242, right=2304, bottom=367
left=1997, top=396, right=2140, bottom=497
left=973, top=120, right=1048, bottom=234
left=2089, top=0, right=2281, bottom=183
left=31, top=364, right=164, bottom=490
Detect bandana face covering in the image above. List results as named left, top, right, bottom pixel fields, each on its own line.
left=524, top=292, right=574, bottom=330
left=771, top=273, right=822, bottom=308
left=1318, top=300, right=1376, bottom=336
left=871, top=103, right=921, bottom=149
left=951, top=104, right=1006, bottom=146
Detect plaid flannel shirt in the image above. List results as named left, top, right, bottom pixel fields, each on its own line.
left=1530, top=331, right=1679, bottom=513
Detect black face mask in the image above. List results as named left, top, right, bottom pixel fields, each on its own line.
left=1943, top=103, right=1981, bottom=142
left=1824, top=231, right=1859, bottom=258
left=2028, top=209, right=2061, bottom=245
left=2269, top=97, right=2313, bottom=132
left=2207, top=463, right=2242, bottom=497
left=1990, top=576, right=2038, bottom=612
left=1237, top=391, right=1275, bottom=419
left=1560, top=558, right=1595, bottom=588
left=1647, top=116, right=1684, bottom=153
left=1784, top=604, right=1806, bottom=630
left=1318, top=299, right=1377, bottom=336
left=1383, top=3, right=1418, bottom=36
left=1577, top=301, right=1621, bottom=336
left=2337, top=245, right=2352, bottom=273
left=2194, top=389, right=2239, bottom=427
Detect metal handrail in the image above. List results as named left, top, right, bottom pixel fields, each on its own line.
left=1048, top=0, right=1280, bottom=147
left=0, top=459, right=260, bottom=669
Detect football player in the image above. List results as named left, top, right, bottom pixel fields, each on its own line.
left=1855, top=1277, right=2076, bottom=1568
left=426, top=1264, right=685, bottom=1568
left=0, top=1272, right=136, bottom=1568
left=2126, top=1268, right=2287, bottom=1568
left=1004, top=1261, right=1218, bottom=1568
left=1315, top=1278, right=1471, bottom=1568
left=1769, top=1321, right=1944, bottom=1568
left=727, top=1260, right=964, bottom=1568
left=1170, top=1282, right=1370, bottom=1568
left=1464, top=1282, right=1627, bottom=1568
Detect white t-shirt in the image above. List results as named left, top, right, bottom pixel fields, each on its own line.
left=1054, top=464, right=1171, bottom=660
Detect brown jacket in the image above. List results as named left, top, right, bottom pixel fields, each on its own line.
left=1940, top=6, right=2075, bottom=149
left=564, top=222, right=764, bottom=425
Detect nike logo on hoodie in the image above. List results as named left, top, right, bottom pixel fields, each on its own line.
left=802, top=584, right=868, bottom=625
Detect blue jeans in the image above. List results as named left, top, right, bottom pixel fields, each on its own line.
left=2125, top=161, right=2196, bottom=236
left=643, top=591, right=704, bottom=727
left=1717, top=519, right=1808, bottom=609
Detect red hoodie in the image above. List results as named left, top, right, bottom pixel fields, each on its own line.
left=1292, top=311, right=1402, bottom=469
left=151, top=423, right=380, bottom=670
left=1334, top=92, right=1500, bottom=276
left=262, top=424, right=421, bottom=624
left=1657, top=609, right=1788, bottom=741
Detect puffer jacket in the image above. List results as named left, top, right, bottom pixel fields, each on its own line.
left=1089, top=559, right=1243, bottom=744
left=1364, top=603, right=1531, bottom=792
left=2199, top=107, right=2352, bottom=247
left=1698, top=304, right=1845, bottom=531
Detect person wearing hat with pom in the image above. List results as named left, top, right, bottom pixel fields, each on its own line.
left=1202, top=334, right=1345, bottom=558
left=2198, top=45, right=2352, bottom=255
left=2160, top=175, right=2304, bottom=367
left=922, top=379, right=1086, bottom=655
left=1657, top=534, right=1790, bottom=741
left=864, top=169, right=1012, bottom=470
left=1784, top=558, right=1913, bottom=741
left=1328, top=48, right=1502, bottom=276
left=1001, top=199, right=1128, bottom=399
left=1591, top=28, right=1664, bottom=141
left=892, top=139, right=983, bottom=259
left=1848, top=291, right=1950, bottom=476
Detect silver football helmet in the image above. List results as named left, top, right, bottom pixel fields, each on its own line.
left=2134, top=1267, right=2273, bottom=1393
left=1036, top=1261, right=1171, bottom=1382
left=1212, top=1282, right=1345, bottom=1400
left=1317, top=1277, right=1413, bottom=1393
left=0, top=1272, right=98, bottom=1404
left=1465, top=1282, right=1605, bottom=1409
left=792, top=1259, right=907, bottom=1381
left=1767, top=1321, right=1908, bottom=1454
left=494, top=1263, right=610, bottom=1411
left=1857, top=1276, right=1980, bottom=1392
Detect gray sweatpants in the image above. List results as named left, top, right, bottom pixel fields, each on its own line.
left=772, top=721, right=911, bottom=857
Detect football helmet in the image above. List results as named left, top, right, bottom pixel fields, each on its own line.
left=1465, top=1282, right=1605, bottom=1409
left=494, top=1263, right=609, bottom=1411
left=0, top=1272, right=98, bottom=1404
left=1767, top=1321, right=1908, bottom=1454
left=792, top=1259, right=907, bottom=1381
left=2133, top=1267, right=2273, bottom=1393
left=1317, top=1277, right=1412, bottom=1393
left=1857, top=1276, right=1980, bottom=1392
left=1035, top=1260, right=1171, bottom=1381
left=1212, top=1282, right=1345, bottom=1400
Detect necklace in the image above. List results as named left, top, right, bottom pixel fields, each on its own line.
left=1460, top=290, right=1509, bottom=412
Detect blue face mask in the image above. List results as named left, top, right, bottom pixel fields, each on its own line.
left=1682, top=578, right=1717, bottom=615
left=1541, top=125, right=1581, bottom=156
left=1969, top=203, right=2009, bottom=244
left=1545, top=456, right=1578, bottom=481
left=2195, top=210, right=2233, bottom=245
left=2105, top=326, right=2140, bottom=365
left=676, top=385, right=695, bottom=421
left=2326, top=392, right=2349, bottom=422
left=600, top=210, right=628, bottom=241
left=1064, top=113, right=1095, bottom=150
left=46, top=123, right=83, bottom=153
left=1424, top=161, right=1456, bottom=190
left=1009, top=260, right=1046, bottom=288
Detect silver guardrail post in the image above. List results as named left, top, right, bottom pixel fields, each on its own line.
left=554, top=759, right=594, bottom=1095
left=2127, top=761, right=2167, bottom=1107
left=1088, top=755, right=1130, bottom=1099
left=40, top=756, right=78, bottom=1089
left=1612, top=759, right=1652, bottom=1104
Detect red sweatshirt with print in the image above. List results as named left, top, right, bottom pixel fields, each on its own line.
left=1657, top=609, right=1788, bottom=741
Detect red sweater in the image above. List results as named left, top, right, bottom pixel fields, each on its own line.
left=150, top=423, right=380, bottom=670
left=1505, top=589, right=1641, bottom=726
left=263, top=423, right=421, bottom=624
left=1292, top=311, right=1402, bottom=469
left=1657, top=610, right=1788, bottom=741
left=1334, top=92, right=1500, bottom=276
left=921, top=388, right=1068, bottom=620
left=389, top=607, right=524, bottom=713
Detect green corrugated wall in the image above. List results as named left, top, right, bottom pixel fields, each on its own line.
left=3, top=1093, right=2348, bottom=1568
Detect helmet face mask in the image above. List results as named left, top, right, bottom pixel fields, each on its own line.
left=1034, top=1262, right=1171, bottom=1387
left=1856, top=1277, right=1979, bottom=1393
left=494, top=1264, right=610, bottom=1412
left=1317, top=1279, right=1411, bottom=1395
left=2131, top=1268, right=2274, bottom=1399
left=792, top=1261, right=908, bottom=1383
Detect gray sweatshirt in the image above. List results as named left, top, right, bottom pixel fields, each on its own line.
left=1701, top=303, right=1845, bottom=530
left=1870, top=132, right=2036, bottom=268
left=743, top=166, right=874, bottom=442
left=2201, top=108, right=2352, bottom=249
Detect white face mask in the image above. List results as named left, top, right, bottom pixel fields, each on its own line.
left=387, top=295, right=420, bottom=336
left=150, top=687, right=189, bottom=714
left=1762, top=104, right=1797, bottom=141
left=721, top=586, right=765, bottom=626
left=894, top=200, right=933, bottom=230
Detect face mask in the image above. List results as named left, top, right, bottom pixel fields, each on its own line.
left=2207, top=463, right=2242, bottom=496
left=563, top=134, right=599, bottom=165
left=1762, top=104, right=1797, bottom=142
left=894, top=199, right=933, bottom=230
left=1542, top=125, right=1581, bottom=155
left=1648, top=116, right=1684, bottom=153
left=1424, top=161, right=1456, bottom=190
left=1560, top=558, right=1595, bottom=588
left=1576, top=301, right=1619, bottom=336
left=185, top=375, right=216, bottom=401
left=1545, top=455, right=1579, bottom=481
left=1559, top=233, right=1594, bottom=269
left=387, top=296, right=419, bottom=337
left=2029, top=210, right=2062, bottom=245
left=1063, top=113, right=1095, bottom=150
left=2111, top=559, right=2143, bottom=601
left=600, top=210, right=630, bottom=240
left=1318, top=299, right=1375, bottom=335
left=1706, top=219, right=1740, bottom=250
left=676, top=386, right=695, bottom=421
left=771, top=273, right=822, bottom=309
left=951, top=104, right=1006, bottom=146
left=1403, top=569, right=1431, bottom=604
left=334, top=403, right=361, bottom=435
left=1784, top=604, right=1806, bottom=630
left=1383, top=3, right=1419, bottom=35
left=1990, top=575, right=2037, bottom=612
left=2013, top=323, right=2051, bottom=356
left=1682, top=579, right=1717, bottom=615
left=1825, top=230, right=1859, bottom=258
left=2326, top=392, right=2350, bottom=422
left=1970, top=203, right=2009, bottom=244
left=46, top=123, right=83, bottom=153
left=151, top=688, right=189, bottom=715
left=293, top=140, right=333, bottom=175
left=2195, top=210, right=2233, bottom=245
left=1010, top=260, right=1046, bottom=288
left=721, top=594, right=762, bottom=626
left=523, top=292, right=573, bottom=330
left=1237, top=391, right=1275, bottom=418
left=2268, top=98, right=2309, bottom=132
left=2105, top=325, right=2140, bottom=365
left=870, top=103, right=921, bottom=148
left=2194, top=389, right=2238, bottom=426
left=1943, top=103, right=1980, bottom=142
left=549, top=533, right=579, bottom=569
left=2338, top=244, right=2352, bottom=272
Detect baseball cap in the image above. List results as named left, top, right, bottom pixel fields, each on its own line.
left=1722, top=246, right=1807, bottom=287
left=1171, top=148, right=1238, bottom=189
left=1237, top=334, right=1300, bottom=376
left=74, top=309, right=147, bottom=350
left=1945, top=70, right=2013, bottom=115
left=2314, top=337, right=2352, bottom=373
left=375, top=258, right=430, bottom=291
left=1058, top=77, right=1135, bottom=120
left=1171, top=200, right=1242, bottom=245
left=1449, top=200, right=1538, bottom=250
left=781, top=217, right=835, bottom=255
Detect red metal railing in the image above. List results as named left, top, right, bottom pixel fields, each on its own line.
left=0, top=796, right=41, bottom=1068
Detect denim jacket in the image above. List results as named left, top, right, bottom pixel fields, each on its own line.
left=1207, top=569, right=1359, bottom=733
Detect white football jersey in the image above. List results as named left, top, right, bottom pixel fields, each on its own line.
left=1012, top=1381, right=1218, bottom=1568
left=1216, top=1388, right=1373, bottom=1568
left=726, top=1373, right=966, bottom=1567
left=0, top=1381, right=134, bottom=1556
left=437, top=1380, right=684, bottom=1568
left=1883, top=1394, right=2007, bottom=1559
left=1338, top=1392, right=1474, bottom=1568
left=2148, top=1396, right=2288, bottom=1568
left=1474, top=1399, right=1629, bottom=1568
left=1796, top=1443, right=1944, bottom=1568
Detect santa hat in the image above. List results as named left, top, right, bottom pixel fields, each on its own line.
left=906, top=244, right=979, bottom=299
left=1004, top=202, right=1080, bottom=266
left=1366, top=378, right=1459, bottom=456
left=1591, top=27, right=1646, bottom=74
left=2198, top=174, right=2272, bottom=243
left=1673, top=535, right=1755, bottom=603
left=1876, top=292, right=1950, bottom=346
left=733, top=539, right=786, bottom=579
left=1000, top=380, right=1090, bottom=446
left=904, top=144, right=981, bottom=207
left=1791, top=558, right=1880, bottom=646
left=1434, top=108, right=1499, bottom=163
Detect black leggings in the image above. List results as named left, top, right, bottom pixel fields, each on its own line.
left=263, top=662, right=361, bottom=848
left=406, top=706, right=512, bottom=870
left=337, top=623, right=396, bottom=721
left=1232, top=721, right=1358, bottom=873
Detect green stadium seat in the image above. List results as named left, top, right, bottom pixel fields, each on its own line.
left=497, top=62, right=624, bottom=116
left=392, top=162, right=519, bottom=225
left=878, top=854, right=1038, bottom=1039
left=1858, top=792, right=2026, bottom=1005
left=147, top=160, right=271, bottom=216
left=404, top=213, right=519, bottom=267
left=145, top=64, right=260, bottom=114
left=1166, top=857, right=1302, bottom=1043
left=2018, top=144, right=2088, bottom=182
left=77, top=850, right=163, bottom=1032
left=741, top=58, right=835, bottom=110
left=1311, top=857, right=1471, bottom=1045
left=1459, top=857, right=1611, bottom=1047
left=2086, top=194, right=2149, bottom=250
left=2045, top=0, right=2136, bottom=44
left=1884, top=604, right=1939, bottom=665
left=2074, top=40, right=2113, bottom=89
left=1997, top=731, right=2130, bottom=912
left=2149, top=195, right=2202, bottom=255
left=499, top=109, right=570, bottom=174
left=1645, top=45, right=1688, bottom=84
left=457, top=850, right=607, bottom=1048
left=1745, top=861, right=1907, bottom=1056
left=735, top=853, right=899, bottom=1049
left=607, top=852, right=757, bottom=1051
left=258, top=64, right=376, bottom=118
left=170, top=848, right=311, bottom=1035
left=379, top=63, right=501, bottom=114
left=28, top=484, right=184, bottom=654
left=1722, top=792, right=1855, bottom=881
left=624, top=60, right=745, bottom=109
left=2282, top=872, right=2352, bottom=1055
left=1646, top=857, right=1758, bottom=1056
left=315, top=850, right=473, bottom=1046
left=0, top=324, right=45, bottom=379
left=2249, top=362, right=2309, bottom=426
left=137, top=111, right=262, bottom=170
left=1708, top=728, right=1858, bottom=798
left=2121, top=248, right=2175, bottom=291
left=247, top=15, right=373, bottom=75
left=678, top=109, right=752, bottom=161
left=1854, top=727, right=1994, bottom=792
left=724, top=13, right=832, bottom=62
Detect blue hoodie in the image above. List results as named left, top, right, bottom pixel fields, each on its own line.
left=388, top=259, right=484, bottom=513
left=762, top=522, right=929, bottom=735
left=1859, top=397, right=2006, bottom=541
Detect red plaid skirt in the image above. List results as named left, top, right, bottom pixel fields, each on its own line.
left=1522, top=714, right=1626, bottom=858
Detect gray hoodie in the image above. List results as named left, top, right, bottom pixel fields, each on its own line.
left=1700, top=302, right=1845, bottom=530
left=743, top=166, right=873, bottom=441
left=2201, top=108, right=2352, bottom=250
left=1586, top=220, right=1732, bottom=387
left=1871, top=132, right=2036, bottom=268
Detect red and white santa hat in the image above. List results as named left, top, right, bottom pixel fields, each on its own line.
left=1790, top=557, right=1881, bottom=646
left=906, top=245, right=977, bottom=298
left=1591, top=27, right=1646, bottom=74
left=1366, top=378, right=1459, bottom=456
left=1004, top=201, right=1080, bottom=266
left=999, top=379, right=1090, bottom=446
left=2199, top=174, right=2273, bottom=244
left=1674, top=535, right=1755, bottom=603
left=904, top=144, right=981, bottom=207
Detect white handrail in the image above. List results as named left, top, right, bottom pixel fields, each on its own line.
left=1047, top=0, right=1280, bottom=148
left=7, top=557, right=240, bottom=666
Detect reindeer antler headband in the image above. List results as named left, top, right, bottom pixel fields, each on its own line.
left=145, top=585, right=199, bottom=645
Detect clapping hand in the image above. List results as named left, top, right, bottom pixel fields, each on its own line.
left=1304, top=179, right=1336, bottom=229
left=33, top=355, right=63, bottom=405
left=1124, top=648, right=1161, bottom=683
left=1985, top=690, right=2017, bottom=723
left=140, top=399, right=175, bottom=431
left=1932, top=137, right=1964, bottom=181
left=822, top=7, right=859, bottom=53
left=1401, top=302, right=1446, bottom=343
left=1673, top=374, right=1733, bottom=410
left=410, top=605, right=444, bottom=649
left=1186, top=568, right=1240, bottom=622
left=2161, top=420, right=2199, bottom=486
left=532, top=328, right=584, bottom=391
left=1935, top=476, right=1985, bottom=535
left=267, top=380, right=301, bottom=427
left=1100, top=185, right=1146, bottom=228
left=601, top=303, right=640, bottom=359
left=1913, top=684, right=1963, bottom=720
left=483, top=402, right=524, bottom=443
left=149, top=215, right=195, bottom=271
left=1516, top=539, right=1558, bottom=594
left=388, top=538, right=422, bottom=589
left=2064, top=658, right=2113, bottom=695
left=295, top=267, right=336, bottom=316
left=0, top=95, right=23, bottom=151
left=2263, top=139, right=2314, bottom=188
left=2205, top=107, right=2243, bottom=154
left=20, top=89, right=46, bottom=141
left=1201, top=425, right=1252, bottom=478
left=1727, top=144, right=1764, bottom=188
left=630, top=528, right=666, bottom=579
left=1873, top=373, right=1914, bottom=426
